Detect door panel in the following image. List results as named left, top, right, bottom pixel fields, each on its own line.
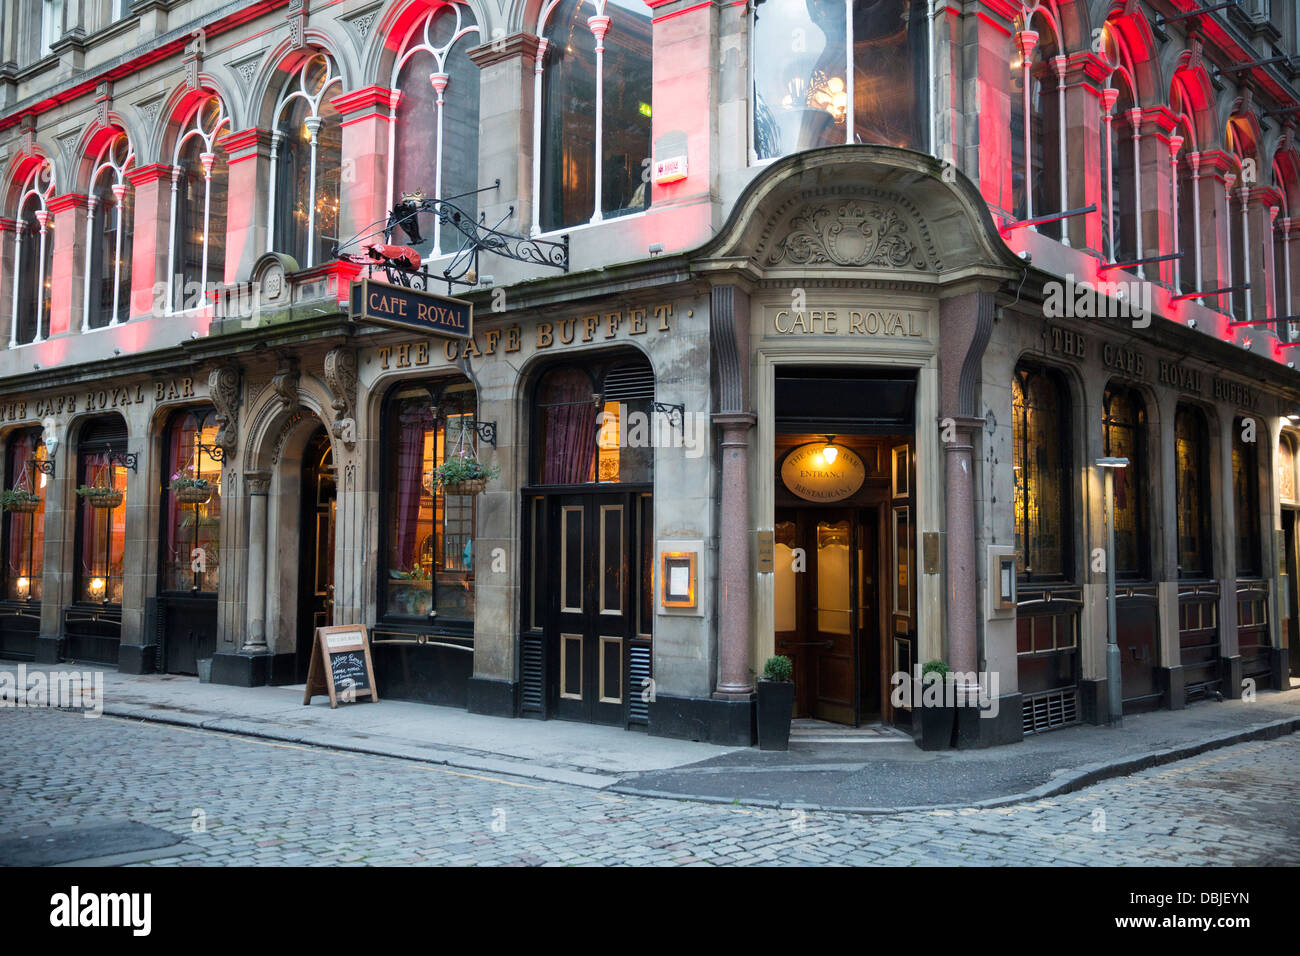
left=551, top=493, right=633, bottom=724
left=811, top=515, right=856, bottom=723
left=297, top=429, right=336, bottom=683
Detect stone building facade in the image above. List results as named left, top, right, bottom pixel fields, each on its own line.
left=0, top=0, right=1297, bottom=745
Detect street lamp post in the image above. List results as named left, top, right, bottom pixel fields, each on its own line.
left=1097, top=456, right=1129, bottom=725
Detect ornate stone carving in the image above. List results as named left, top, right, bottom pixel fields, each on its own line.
left=270, top=357, right=300, bottom=414
left=231, top=54, right=261, bottom=87
left=183, top=29, right=206, bottom=91
left=94, top=81, right=113, bottom=129
left=245, top=471, right=271, bottom=495
left=208, top=364, right=242, bottom=454
left=766, top=201, right=926, bottom=270
left=323, top=346, right=358, bottom=448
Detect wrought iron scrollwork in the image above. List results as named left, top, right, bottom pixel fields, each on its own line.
left=109, top=451, right=138, bottom=473
left=32, top=459, right=55, bottom=479
left=335, top=180, right=569, bottom=294
left=652, top=402, right=685, bottom=430
left=472, top=420, right=497, bottom=448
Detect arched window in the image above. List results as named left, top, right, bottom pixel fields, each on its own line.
left=3, top=428, right=47, bottom=602
left=1232, top=417, right=1261, bottom=577
left=1172, top=109, right=1198, bottom=294
left=532, top=360, right=654, bottom=486
left=1102, top=386, right=1148, bottom=578
left=536, top=0, right=652, bottom=233
left=1174, top=405, right=1211, bottom=578
left=1226, top=118, right=1255, bottom=321
left=752, top=0, right=929, bottom=163
left=9, top=161, right=55, bottom=346
left=85, top=132, right=136, bottom=329
left=380, top=380, right=478, bottom=625
left=271, top=53, right=343, bottom=269
left=1012, top=363, right=1071, bottom=580
left=160, top=408, right=222, bottom=592
left=75, top=417, right=128, bottom=605
left=390, top=3, right=481, bottom=259
left=1010, top=16, right=1062, bottom=239
left=1102, top=76, right=1138, bottom=263
left=168, top=96, right=230, bottom=312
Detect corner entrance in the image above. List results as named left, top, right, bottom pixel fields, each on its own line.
left=773, top=366, right=917, bottom=728
left=295, top=427, right=336, bottom=683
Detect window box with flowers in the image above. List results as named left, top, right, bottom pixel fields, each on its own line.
left=75, top=485, right=124, bottom=510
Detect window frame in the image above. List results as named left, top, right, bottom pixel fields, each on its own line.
left=1174, top=403, right=1213, bottom=580
left=1012, top=362, right=1074, bottom=583
left=1231, top=416, right=1262, bottom=578
left=2, top=427, right=47, bottom=603
left=72, top=417, right=129, bottom=606
left=157, top=405, right=222, bottom=595
left=84, top=132, right=136, bottom=330
left=377, top=377, right=480, bottom=634
left=1101, top=384, right=1150, bottom=580
left=167, top=96, right=231, bottom=315
left=9, top=161, right=55, bottom=347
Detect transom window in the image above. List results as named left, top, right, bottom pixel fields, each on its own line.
left=531, top=360, right=654, bottom=486
left=752, top=0, right=929, bottom=162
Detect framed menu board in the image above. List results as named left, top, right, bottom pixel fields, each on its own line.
left=303, top=625, right=379, bottom=708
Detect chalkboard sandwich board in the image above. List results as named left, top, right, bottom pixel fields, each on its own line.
left=303, top=625, right=380, bottom=708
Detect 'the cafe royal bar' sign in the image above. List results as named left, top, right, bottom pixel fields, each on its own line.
left=350, top=279, right=472, bottom=339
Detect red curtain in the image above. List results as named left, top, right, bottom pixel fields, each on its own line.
left=540, top=374, right=596, bottom=484
left=393, top=401, right=433, bottom=572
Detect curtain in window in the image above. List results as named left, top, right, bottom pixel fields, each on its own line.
left=1102, top=387, right=1145, bottom=577
left=5, top=433, right=44, bottom=601
left=537, top=369, right=597, bottom=484
left=1232, top=420, right=1260, bottom=576
left=162, top=411, right=221, bottom=591
left=1175, top=406, right=1210, bottom=577
left=78, top=453, right=126, bottom=604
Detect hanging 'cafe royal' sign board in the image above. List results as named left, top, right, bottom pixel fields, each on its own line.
left=350, top=279, right=473, bottom=339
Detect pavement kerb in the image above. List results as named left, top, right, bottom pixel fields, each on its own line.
left=607, top=715, right=1300, bottom=815
left=76, top=700, right=1300, bottom=816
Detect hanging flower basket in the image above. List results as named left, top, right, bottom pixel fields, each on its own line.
left=433, top=452, right=499, bottom=498
left=443, top=478, right=488, bottom=497
left=76, top=486, right=123, bottom=510
left=171, top=474, right=213, bottom=505
left=175, top=485, right=212, bottom=504
left=0, top=490, right=42, bottom=513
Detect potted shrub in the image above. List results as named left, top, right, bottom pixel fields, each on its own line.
left=0, top=488, right=42, bottom=513
left=434, top=451, right=500, bottom=497
left=756, top=654, right=796, bottom=751
left=170, top=472, right=213, bottom=505
left=76, top=484, right=124, bottom=510
left=917, top=658, right=956, bottom=751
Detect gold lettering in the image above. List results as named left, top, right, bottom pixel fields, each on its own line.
left=629, top=309, right=647, bottom=334
left=582, top=315, right=599, bottom=342
left=378, top=347, right=391, bottom=370
left=908, top=314, right=921, bottom=337
left=155, top=383, right=165, bottom=401
left=824, top=310, right=837, bottom=333
left=605, top=311, right=621, bottom=338
left=850, top=311, right=865, bottom=334
left=485, top=329, right=501, bottom=354
left=774, top=310, right=793, bottom=334
left=791, top=311, right=808, bottom=333
left=560, top=319, right=576, bottom=344
left=413, top=341, right=429, bottom=366
left=505, top=326, right=522, bottom=352
left=537, top=323, right=554, bottom=349
left=444, top=340, right=458, bottom=362
left=463, top=336, right=483, bottom=359
left=653, top=304, right=672, bottom=331
left=396, top=343, right=410, bottom=368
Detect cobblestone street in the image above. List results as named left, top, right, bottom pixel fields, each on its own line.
left=3, top=708, right=1298, bottom=866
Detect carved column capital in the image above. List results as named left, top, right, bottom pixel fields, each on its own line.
left=208, top=363, right=242, bottom=454
left=323, top=345, right=358, bottom=448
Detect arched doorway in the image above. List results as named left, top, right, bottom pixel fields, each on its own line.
left=296, top=426, right=336, bottom=682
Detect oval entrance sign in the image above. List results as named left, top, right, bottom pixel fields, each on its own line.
left=780, top=443, right=867, bottom=503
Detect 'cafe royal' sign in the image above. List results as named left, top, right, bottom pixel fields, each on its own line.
left=771, top=309, right=926, bottom=337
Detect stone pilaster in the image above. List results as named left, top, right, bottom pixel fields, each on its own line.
left=217, top=129, right=274, bottom=283
left=46, top=193, right=88, bottom=337
left=468, top=34, right=541, bottom=238
left=331, top=87, right=396, bottom=258
left=124, top=163, right=173, bottom=318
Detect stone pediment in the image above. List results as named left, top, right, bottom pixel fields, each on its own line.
left=755, top=188, right=938, bottom=273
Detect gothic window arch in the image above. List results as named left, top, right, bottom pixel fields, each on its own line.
left=8, top=160, right=55, bottom=347
left=85, top=132, right=136, bottom=329
left=390, top=2, right=481, bottom=259
left=534, top=0, right=653, bottom=234
left=167, top=95, right=231, bottom=313
left=1226, top=117, right=1257, bottom=322
left=751, top=0, right=929, bottom=164
left=1099, top=23, right=1140, bottom=264
left=270, top=52, right=344, bottom=269
left=1012, top=362, right=1072, bottom=581
left=1010, top=12, right=1063, bottom=239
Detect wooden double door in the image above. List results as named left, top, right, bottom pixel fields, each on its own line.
left=296, top=428, right=336, bottom=683
left=774, top=507, right=879, bottom=724
left=535, top=490, right=650, bottom=725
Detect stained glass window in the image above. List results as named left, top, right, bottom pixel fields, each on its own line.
left=1232, top=417, right=1261, bottom=577
left=1175, top=405, right=1211, bottom=578
left=1013, top=365, right=1070, bottom=580
left=1102, top=386, right=1147, bottom=578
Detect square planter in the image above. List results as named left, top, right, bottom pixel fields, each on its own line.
left=918, top=704, right=956, bottom=750
left=756, top=679, right=795, bottom=751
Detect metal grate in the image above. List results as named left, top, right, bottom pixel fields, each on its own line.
left=602, top=364, right=655, bottom=401
left=520, top=633, right=545, bottom=717
left=627, top=640, right=651, bottom=726
left=1021, top=688, right=1080, bottom=735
